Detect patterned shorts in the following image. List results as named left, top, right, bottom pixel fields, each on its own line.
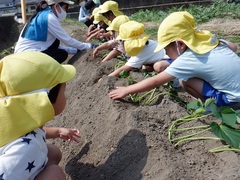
left=0, top=128, right=48, bottom=180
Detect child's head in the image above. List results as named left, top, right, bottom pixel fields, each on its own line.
left=116, top=21, right=149, bottom=56
left=154, top=11, right=219, bottom=55
left=93, top=12, right=110, bottom=29
left=0, top=51, right=76, bottom=147
left=98, top=1, right=123, bottom=21
left=106, top=15, right=129, bottom=32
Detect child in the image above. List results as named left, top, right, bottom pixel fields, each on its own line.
left=92, top=15, right=130, bottom=62
left=108, top=21, right=171, bottom=77
left=98, top=0, right=123, bottom=22
left=109, top=11, right=240, bottom=108
left=14, top=0, right=98, bottom=63
left=0, top=52, right=80, bottom=179
left=86, top=10, right=111, bottom=42
left=92, top=0, right=125, bottom=61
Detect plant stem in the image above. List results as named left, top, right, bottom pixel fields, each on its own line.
left=174, top=136, right=220, bottom=147
left=209, top=145, right=240, bottom=153
left=169, top=125, right=210, bottom=132
left=171, top=127, right=211, bottom=142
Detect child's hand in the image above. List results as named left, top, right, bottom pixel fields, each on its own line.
left=92, top=48, right=99, bottom=58
left=108, top=87, right=128, bottom=100
left=59, top=128, right=80, bottom=143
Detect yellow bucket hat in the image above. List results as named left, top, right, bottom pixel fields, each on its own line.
left=98, top=1, right=123, bottom=17
left=106, top=15, right=130, bottom=32
left=0, top=51, right=76, bottom=147
left=116, top=21, right=149, bottom=56
left=92, top=7, right=100, bottom=15
left=93, top=12, right=110, bottom=25
left=154, top=11, right=219, bottom=54
left=90, top=7, right=100, bottom=19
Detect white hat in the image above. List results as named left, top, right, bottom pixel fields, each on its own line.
left=46, top=0, right=74, bottom=5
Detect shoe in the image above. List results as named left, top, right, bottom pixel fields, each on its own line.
left=67, top=49, right=87, bottom=64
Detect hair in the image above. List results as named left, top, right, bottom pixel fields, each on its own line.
left=36, top=0, right=49, bottom=12
left=21, top=0, right=49, bottom=37
left=48, top=84, right=62, bottom=103
left=84, top=0, right=96, bottom=10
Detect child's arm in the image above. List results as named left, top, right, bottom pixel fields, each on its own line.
left=86, top=26, right=99, bottom=37
left=86, top=29, right=105, bottom=42
left=43, top=127, right=80, bottom=143
left=102, top=49, right=121, bottom=62
left=219, top=39, right=238, bottom=52
left=97, top=31, right=112, bottom=39
left=109, top=71, right=175, bottom=99
left=108, top=64, right=132, bottom=77
left=92, top=40, right=117, bottom=58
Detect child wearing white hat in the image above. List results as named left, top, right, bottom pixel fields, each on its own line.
left=14, top=0, right=98, bottom=63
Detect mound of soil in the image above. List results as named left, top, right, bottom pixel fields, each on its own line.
left=47, top=19, right=240, bottom=179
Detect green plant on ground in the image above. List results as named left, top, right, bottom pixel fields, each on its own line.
left=130, top=1, right=240, bottom=24
left=122, top=71, right=186, bottom=106
left=116, top=54, right=128, bottom=61
left=114, top=59, right=127, bottom=70
left=0, top=50, right=11, bottom=55
left=168, top=98, right=240, bottom=152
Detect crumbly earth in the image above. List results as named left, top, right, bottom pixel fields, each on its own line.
left=2, top=17, right=240, bottom=180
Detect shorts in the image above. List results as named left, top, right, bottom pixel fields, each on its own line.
left=202, top=81, right=237, bottom=107
left=166, top=59, right=173, bottom=64
left=113, top=43, right=126, bottom=54
left=0, top=128, right=48, bottom=180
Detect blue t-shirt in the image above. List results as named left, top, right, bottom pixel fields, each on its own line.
left=165, top=44, right=240, bottom=102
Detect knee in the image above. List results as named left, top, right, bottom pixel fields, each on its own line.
left=153, top=62, right=168, bottom=73
left=47, top=144, right=62, bottom=165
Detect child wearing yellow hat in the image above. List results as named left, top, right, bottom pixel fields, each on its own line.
left=108, top=20, right=171, bottom=77
left=86, top=10, right=111, bottom=42
left=98, top=0, right=123, bottom=21
left=92, top=15, right=130, bottom=62
left=109, top=11, right=240, bottom=108
left=0, top=52, right=80, bottom=179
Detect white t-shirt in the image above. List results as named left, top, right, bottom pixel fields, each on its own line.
left=126, top=40, right=169, bottom=68
left=165, top=44, right=240, bottom=102
left=14, top=11, right=91, bottom=53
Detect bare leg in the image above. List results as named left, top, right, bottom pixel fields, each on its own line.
left=180, top=77, right=205, bottom=101
left=35, top=144, right=65, bottom=179
left=153, top=60, right=171, bottom=73
left=35, top=165, right=66, bottom=180
left=142, top=64, right=154, bottom=72
left=46, top=143, right=62, bottom=166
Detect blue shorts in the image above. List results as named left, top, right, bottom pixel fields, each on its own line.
left=202, top=81, right=237, bottom=107
left=166, top=59, right=173, bottom=64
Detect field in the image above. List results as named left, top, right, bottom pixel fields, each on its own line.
left=1, top=2, right=240, bottom=179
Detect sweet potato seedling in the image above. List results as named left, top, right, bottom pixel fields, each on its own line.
left=168, top=98, right=240, bottom=152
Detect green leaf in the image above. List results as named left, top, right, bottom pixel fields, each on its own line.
left=204, top=98, right=215, bottom=108
left=194, top=107, right=206, bottom=115
left=119, top=70, right=129, bottom=78
left=210, top=103, right=221, bottom=119
left=210, top=122, right=240, bottom=149
left=187, top=101, right=199, bottom=111
left=219, top=107, right=236, bottom=128
left=234, top=110, right=240, bottom=124
left=196, top=99, right=203, bottom=107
